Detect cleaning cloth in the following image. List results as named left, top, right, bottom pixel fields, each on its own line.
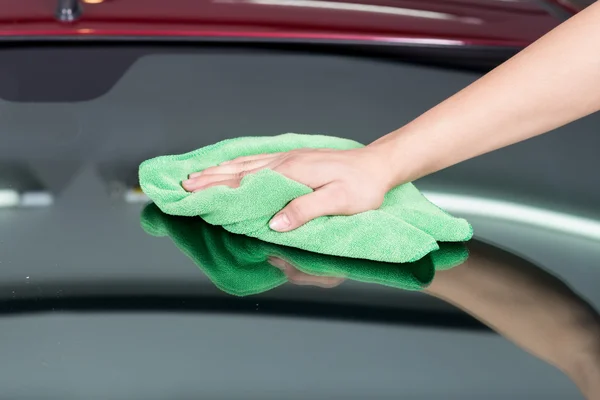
left=141, top=203, right=469, bottom=296
left=139, top=133, right=473, bottom=263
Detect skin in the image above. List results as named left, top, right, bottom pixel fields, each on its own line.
left=270, top=241, right=600, bottom=398
left=182, top=1, right=600, bottom=232
left=183, top=6, right=600, bottom=393
left=426, top=241, right=600, bottom=399
left=267, top=256, right=345, bottom=288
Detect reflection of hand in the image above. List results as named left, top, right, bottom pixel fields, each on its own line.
left=181, top=147, right=396, bottom=232
left=267, top=256, right=345, bottom=289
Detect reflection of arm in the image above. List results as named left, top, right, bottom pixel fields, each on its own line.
left=425, top=241, right=600, bottom=398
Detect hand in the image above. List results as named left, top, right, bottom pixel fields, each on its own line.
left=267, top=256, right=345, bottom=288
left=181, top=146, right=395, bottom=232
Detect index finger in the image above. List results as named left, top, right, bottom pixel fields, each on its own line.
left=220, top=153, right=282, bottom=165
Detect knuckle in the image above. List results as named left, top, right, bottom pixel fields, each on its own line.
left=329, top=186, right=351, bottom=209
left=286, top=200, right=306, bottom=221
left=274, top=161, right=292, bottom=176
left=284, top=151, right=303, bottom=162
left=193, top=176, right=209, bottom=185
left=236, top=168, right=258, bottom=179
left=285, top=153, right=305, bottom=166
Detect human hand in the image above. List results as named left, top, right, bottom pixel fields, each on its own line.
left=181, top=146, right=396, bottom=232
left=267, top=256, right=345, bottom=288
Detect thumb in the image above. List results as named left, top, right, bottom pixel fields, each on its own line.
left=269, top=186, right=342, bottom=232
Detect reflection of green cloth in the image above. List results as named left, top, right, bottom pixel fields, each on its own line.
left=141, top=203, right=469, bottom=297
left=139, top=133, right=472, bottom=263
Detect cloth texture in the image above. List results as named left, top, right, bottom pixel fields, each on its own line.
left=141, top=203, right=469, bottom=296
left=139, top=133, right=472, bottom=263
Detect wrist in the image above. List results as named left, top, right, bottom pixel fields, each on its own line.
left=367, top=127, right=431, bottom=187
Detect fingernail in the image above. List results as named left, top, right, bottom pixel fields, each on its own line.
left=182, top=179, right=193, bottom=186
left=189, top=172, right=202, bottom=178
left=269, top=213, right=290, bottom=231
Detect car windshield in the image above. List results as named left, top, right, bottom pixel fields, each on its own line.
left=1, top=43, right=599, bottom=399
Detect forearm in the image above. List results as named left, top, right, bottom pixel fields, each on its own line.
left=426, top=241, right=600, bottom=397
left=371, top=2, right=600, bottom=185
left=426, top=243, right=598, bottom=366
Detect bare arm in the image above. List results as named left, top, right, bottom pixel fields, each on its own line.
left=373, top=2, right=600, bottom=184
left=184, top=3, right=600, bottom=231
left=425, top=241, right=600, bottom=399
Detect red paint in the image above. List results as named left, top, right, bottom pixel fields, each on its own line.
left=0, top=0, right=568, bottom=47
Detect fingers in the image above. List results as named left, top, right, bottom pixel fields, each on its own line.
left=219, top=152, right=282, bottom=165
left=182, top=173, right=241, bottom=191
left=268, top=257, right=345, bottom=288
left=267, top=256, right=295, bottom=271
left=189, top=157, right=276, bottom=179
left=183, top=160, right=270, bottom=192
left=193, top=178, right=240, bottom=191
left=269, top=185, right=345, bottom=232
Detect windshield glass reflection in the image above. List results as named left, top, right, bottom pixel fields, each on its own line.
left=141, top=203, right=469, bottom=295
left=141, top=203, right=600, bottom=397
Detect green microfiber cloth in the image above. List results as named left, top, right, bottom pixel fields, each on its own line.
left=139, top=133, right=473, bottom=263
left=141, top=203, right=469, bottom=296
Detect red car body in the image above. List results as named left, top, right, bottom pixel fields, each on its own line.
left=0, top=0, right=583, bottom=48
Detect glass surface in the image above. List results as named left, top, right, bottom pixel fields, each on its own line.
left=0, top=45, right=599, bottom=399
